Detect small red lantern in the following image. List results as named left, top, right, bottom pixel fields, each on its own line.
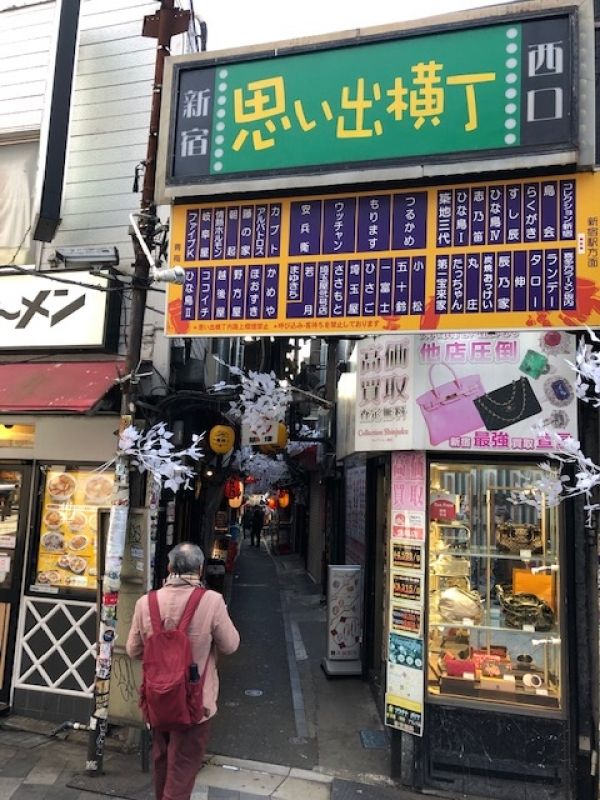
left=277, top=489, right=290, bottom=509
left=266, top=495, right=277, bottom=510
left=224, top=478, right=243, bottom=499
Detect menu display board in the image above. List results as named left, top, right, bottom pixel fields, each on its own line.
left=34, top=467, right=114, bottom=593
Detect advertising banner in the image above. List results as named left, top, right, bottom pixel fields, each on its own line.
left=356, top=331, right=577, bottom=453
left=325, top=564, right=362, bottom=667
left=386, top=452, right=426, bottom=735
left=159, top=12, right=576, bottom=195
left=166, top=172, right=600, bottom=338
left=385, top=634, right=425, bottom=736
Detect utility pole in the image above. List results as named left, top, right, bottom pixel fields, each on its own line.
left=85, top=0, right=190, bottom=774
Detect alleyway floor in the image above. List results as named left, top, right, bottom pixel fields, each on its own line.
left=0, top=540, right=444, bottom=799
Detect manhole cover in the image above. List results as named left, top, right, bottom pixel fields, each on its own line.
left=244, top=689, right=263, bottom=697
left=359, top=730, right=388, bottom=749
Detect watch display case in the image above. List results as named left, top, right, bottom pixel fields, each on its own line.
left=427, top=462, right=562, bottom=711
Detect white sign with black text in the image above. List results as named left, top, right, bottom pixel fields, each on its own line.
left=0, top=270, right=111, bottom=350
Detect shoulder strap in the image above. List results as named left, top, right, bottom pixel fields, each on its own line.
left=177, top=587, right=206, bottom=633
left=148, top=590, right=163, bottom=635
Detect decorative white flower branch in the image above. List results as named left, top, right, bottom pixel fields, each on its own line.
left=511, top=329, right=600, bottom=524
left=212, top=358, right=292, bottom=438
left=231, top=446, right=290, bottom=494
left=116, top=423, right=204, bottom=492
left=567, top=328, right=600, bottom=406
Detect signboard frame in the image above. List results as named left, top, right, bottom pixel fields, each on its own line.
left=0, top=268, right=120, bottom=353
left=156, top=0, right=594, bottom=202
left=166, top=171, right=600, bottom=338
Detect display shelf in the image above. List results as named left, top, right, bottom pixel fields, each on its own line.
left=427, top=462, right=562, bottom=712
left=433, top=545, right=557, bottom=562
left=429, top=615, right=560, bottom=635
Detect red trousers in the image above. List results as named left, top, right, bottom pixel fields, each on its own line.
left=152, top=719, right=212, bottom=800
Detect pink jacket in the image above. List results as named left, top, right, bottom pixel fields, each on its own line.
left=126, top=580, right=240, bottom=721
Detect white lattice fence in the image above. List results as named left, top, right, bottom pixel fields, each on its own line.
left=15, top=598, right=96, bottom=697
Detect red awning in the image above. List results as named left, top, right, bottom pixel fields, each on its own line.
left=0, top=361, right=123, bottom=413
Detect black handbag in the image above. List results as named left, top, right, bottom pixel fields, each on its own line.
left=496, top=586, right=554, bottom=631
left=474, top=377, right=542, bottom=431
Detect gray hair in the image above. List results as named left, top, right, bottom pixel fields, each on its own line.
left=168, top=543, right=205, bottom=575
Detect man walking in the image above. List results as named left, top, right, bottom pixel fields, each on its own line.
left=250, top=504, right=264, bottom=548
left=242, top=503, right=253, bottom=540
left=126, top=542, right=240, bottom=800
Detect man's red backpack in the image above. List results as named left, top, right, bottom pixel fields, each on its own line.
left=139, top=587, right=209, bottom=730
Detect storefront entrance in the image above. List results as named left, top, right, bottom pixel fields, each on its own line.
left=0, top=466, right=30, bottom=708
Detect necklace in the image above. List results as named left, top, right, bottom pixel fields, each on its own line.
left=481, top=379, right=519, bottom=408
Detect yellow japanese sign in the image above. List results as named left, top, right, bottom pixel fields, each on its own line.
left=166, top=172, right=600, bottom=338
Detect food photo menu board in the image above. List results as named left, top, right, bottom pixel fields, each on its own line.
left=34, top=468, right=114, bottom=593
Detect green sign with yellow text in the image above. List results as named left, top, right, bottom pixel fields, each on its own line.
left=166, top=14, right=573, bottom=186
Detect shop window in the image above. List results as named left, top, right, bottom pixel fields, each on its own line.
left=427, top=462, right=562, bottom=711
left=0, top=140, right=39, bottom=266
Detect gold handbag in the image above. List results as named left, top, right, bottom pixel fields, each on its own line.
left=496, top=522, right=543, bottom=554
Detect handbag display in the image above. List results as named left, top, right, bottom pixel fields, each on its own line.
left=496, top=522, right=543, bottom=554
left=443, top=652, right=476, bottom=677
left=438, top=586, right=483, bottom=624
left=496, top=586, right=555, bottom=631
left=473, top=377, right=542, bottom=431
left=416, top=364, right=485, bottom=446
left=433, top=522, right=471, bottom=551
left=431, top=555, right=471, bottom=577
left=513, top=568, right=556, bottom=610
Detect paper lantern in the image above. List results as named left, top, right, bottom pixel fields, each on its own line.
left=224, top=478, right=243, bottom=499
left=209, top=424, right=235, bottom=454
left=277, top=489, right=290, bottom=509
left=228, top=495, right=243, bottom=508
left=259, top=423, right=289, bottom=455
left=266, top=496, right=277, bottom=510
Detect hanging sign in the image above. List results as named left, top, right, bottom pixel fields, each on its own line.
left=157, top=7, right=587, bottom=199
left=166, top=172, right=600, bottom=338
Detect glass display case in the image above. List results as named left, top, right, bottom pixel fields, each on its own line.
left=427, top=462, right=562, bottom=711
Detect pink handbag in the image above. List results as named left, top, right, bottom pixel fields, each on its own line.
left=416, top=364, right=485, bottom=445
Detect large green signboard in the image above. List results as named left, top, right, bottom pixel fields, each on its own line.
left=162, top=12, right=575, bottom=191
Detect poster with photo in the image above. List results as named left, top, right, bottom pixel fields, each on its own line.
left=392, top=570, right=422, bottom=605
left=385, top=633, right=424, bottom=736
left=392, top=542, right=423, bottom=571
left=34, top=467, right=114, bottom=593
left=390, top=510, right=426, bottom=543
left=355, top=332, right=577, bottom=454
left=413, top=331, right=577, bottom=452
left=390, top=604, right=422, bottom=637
